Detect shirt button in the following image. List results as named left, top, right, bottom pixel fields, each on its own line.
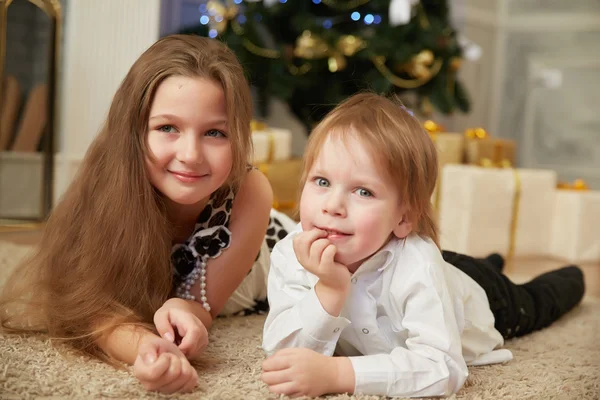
left=362, top=328, right=369, bottom=334
left=351, top=277, right=357, bottom=284
left=333, top=327, right=340, bottom=333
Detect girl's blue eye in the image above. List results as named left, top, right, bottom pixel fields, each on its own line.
left=158, top=125, right=177, bottom=133
left=315, top=177, right=330, bottom=187
left=206, top=129, right=226, bottom=138
left=357, top=188, right=373, bottom=197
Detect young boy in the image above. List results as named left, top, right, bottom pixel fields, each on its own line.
left=260, top=93, right=584, bottom=398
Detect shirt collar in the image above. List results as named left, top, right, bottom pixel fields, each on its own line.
left=354, top=237, right=400, bottom=275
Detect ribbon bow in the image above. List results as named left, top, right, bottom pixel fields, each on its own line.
left=464, top=127, right=489, bottom=140
left=557, top=179, right=589, bottom=191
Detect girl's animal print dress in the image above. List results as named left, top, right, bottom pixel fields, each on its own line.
left=171, top=186, right=296, bottom=316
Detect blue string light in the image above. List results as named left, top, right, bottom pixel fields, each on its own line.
left=215, top=15, right=223, bottom=23
left=279, top=0, right=287, bottom=3
left=233, top=0, right=242, bottom=4
left=237, top=14, right=247, bottom=24
left=208, top=29, right=218, bottom=38
left=200, top=15, right=210, bottom=25
left=312, top=0, right=322, bottom=3
left=254, top=13, right=263, bottom=22
left=323, top=19, right=332, bottom=29
left=199, top=4, right=207, bottom=13
left=364, top=14, right=374, bottom=25
left=373, top=14, right=382, bottom=24
left=351, top=11, right=361, bottom=21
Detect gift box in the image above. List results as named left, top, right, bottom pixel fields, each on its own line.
left=423, top=121, right=465, bottom=208
left=463, top=128, right=516, bottom=166
left=438, top=164, right=557, bottom=258
left=257, top=159, right=302, bottom=220
left=548, top=180, right=600, bottom=263
left=251, top=120, right=292, bottom=164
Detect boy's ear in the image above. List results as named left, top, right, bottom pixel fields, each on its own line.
left=393, top=210, right=413, bottom=239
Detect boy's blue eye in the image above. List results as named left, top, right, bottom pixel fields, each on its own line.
left=158, top=125, right=177, bottom=133
left=357, top=188, right=373, bottom=197
left=206, top=129, right=226, bottom=138
left=315, top=177, right=330, bottom=187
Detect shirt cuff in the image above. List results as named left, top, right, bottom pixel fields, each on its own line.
left=296, top=287, right=350, bottom=343
left=349, top=354, right=392, bottom=396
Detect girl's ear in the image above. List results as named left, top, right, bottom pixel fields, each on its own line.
left=393, top=211, right=413, bottom=239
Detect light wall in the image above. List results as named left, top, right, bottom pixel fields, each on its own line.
left=55, top=0, right=161, bottom=201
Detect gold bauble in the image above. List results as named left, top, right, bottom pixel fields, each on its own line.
left=328, top=53, right=347, bottom=72
left=294, top=31, right=330, bottom=59
left=404, top=49, right=435, bottom=80
left=337, top=35, right=366, bottom=57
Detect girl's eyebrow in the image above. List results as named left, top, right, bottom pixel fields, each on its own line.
left=149, top=113, right=180, bottom=121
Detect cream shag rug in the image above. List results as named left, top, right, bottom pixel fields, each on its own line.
left=1, top=242, right=598, bottom=400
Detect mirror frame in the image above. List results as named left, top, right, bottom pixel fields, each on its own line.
left=0, top=0, right=62, bottom=231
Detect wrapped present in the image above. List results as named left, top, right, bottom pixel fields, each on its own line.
left=257, top=159, right=302, bottom=220
left=423, top=121, right=465, bottom=208
left=251, top=120, right=292, bottom=163
left=438, top=163, right=557, bottom=258
left=464, top=128, right=516, bottom=166
left=549, top=180, right=600, bottom=263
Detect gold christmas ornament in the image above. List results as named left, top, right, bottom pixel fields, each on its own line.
left=328, top=54, right=347, bottom=72
left=206, top=0, right=239, bottom=34
left=404, top=49, right=435, bottom=80
left=337, top=35, right=366, bottom=57
left=294, top=31, right=330, bottom=59
left=294, top=32, right=366, bottom=72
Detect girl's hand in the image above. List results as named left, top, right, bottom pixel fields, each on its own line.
left=134, top=336, right=198, bottom=393
left=261, top=348, right=351, bottom=398
left=154, top=305, right=209, bottom=361
left=292, top=228, right=351, bottom=293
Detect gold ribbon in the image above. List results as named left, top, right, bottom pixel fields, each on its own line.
left=371, top=54, right=443, bottom=89
left=480, top=158, right=521, bottom=259
left=557, top=179, right=589, bottom=191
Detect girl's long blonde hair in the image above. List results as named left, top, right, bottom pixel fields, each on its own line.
left=0, top=35, right=253, bottom=364
left=301, top=92, right=439, bottom=246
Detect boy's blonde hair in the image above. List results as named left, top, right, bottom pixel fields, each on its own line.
left=301, top=92, right=439, bottom=246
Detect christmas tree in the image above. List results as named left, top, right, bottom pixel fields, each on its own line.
left=183, top=0, right=469, bottom=133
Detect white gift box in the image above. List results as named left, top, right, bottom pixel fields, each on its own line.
left=438, top=164, right=556, bottom=258
left=549, top=189, right=600, bottom=264
left=252, top=128, right=292, bottom=164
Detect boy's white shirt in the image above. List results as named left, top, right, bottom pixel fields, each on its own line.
left=262, top=224, right=513, bottom=397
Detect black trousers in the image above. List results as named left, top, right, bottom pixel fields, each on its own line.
left=441, top=251, right=585, bottom=339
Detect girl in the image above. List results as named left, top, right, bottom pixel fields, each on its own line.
left=261, top=93, right=585, bottom=398
left=0, top=34, right=294, bottom=394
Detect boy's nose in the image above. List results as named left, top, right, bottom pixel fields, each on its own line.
left=323, top=191, right=346, bottom=217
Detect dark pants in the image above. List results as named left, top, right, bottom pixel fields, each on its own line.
left=441, top=251, right=585, bottom=339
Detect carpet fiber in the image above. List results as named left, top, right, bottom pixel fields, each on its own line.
left=1, top=242, right=598, bottom=399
